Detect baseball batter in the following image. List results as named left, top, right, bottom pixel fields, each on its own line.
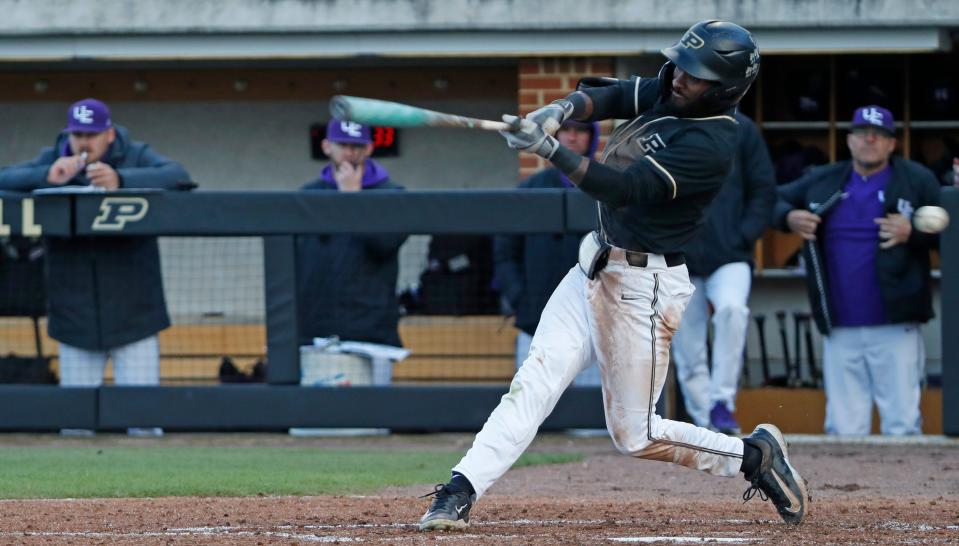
left=419, top=20, right=809, bottom=530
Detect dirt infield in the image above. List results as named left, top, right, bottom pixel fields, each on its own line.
left=1, top=433, right=957, bottom=544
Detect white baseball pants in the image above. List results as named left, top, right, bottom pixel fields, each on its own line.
left=454, top=249, right=744, bottom=498
left=823, top=323, right=924, bottom=436
left=515, top=331, right=602, bottom=386
left=671, top=262, right=752, bottom=426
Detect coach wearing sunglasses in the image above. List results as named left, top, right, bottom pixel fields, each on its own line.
left=772, top=105, right=941, bottom=436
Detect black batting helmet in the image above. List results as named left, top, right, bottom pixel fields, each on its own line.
left=659, top=20, right=760, bottom=110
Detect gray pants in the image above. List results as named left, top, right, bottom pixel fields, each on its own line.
left=59, top=335, right=160, bottom=387
left=823, top=323, right=924, bottom=435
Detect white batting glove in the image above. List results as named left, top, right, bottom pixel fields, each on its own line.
left=499, top=115, right=560, bottom=159
left=526, top=99, right=574, bottom=137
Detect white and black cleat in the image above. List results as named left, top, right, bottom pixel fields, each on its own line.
left=418, top=483, right=476, bottom=531
left=742, top=423, right=810, bottom=525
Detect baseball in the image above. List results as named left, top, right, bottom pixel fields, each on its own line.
left=913, top=206, right=950, bottom=234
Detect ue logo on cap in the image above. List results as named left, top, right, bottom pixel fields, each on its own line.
left=73, top=105, right=95, bottom=124
left=861, top=107, right=884, bottom=126
left=340, top=121, right=363, bottom=138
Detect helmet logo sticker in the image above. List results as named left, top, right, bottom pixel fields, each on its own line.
left=745, top=50, right=760, bottom=78
left=679, top=30, right=705, bottom=49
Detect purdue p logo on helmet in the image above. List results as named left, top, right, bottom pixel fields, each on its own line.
left=660, top=20, right=760, bottom=110
left=679, top=30, right=705, bottom=49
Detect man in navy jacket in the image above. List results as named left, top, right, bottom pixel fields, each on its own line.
left=297, top=120, right=407, bottom=348
left=0, top=98, right=191, bottom=436
left=672, top=112, right=776, bottom=434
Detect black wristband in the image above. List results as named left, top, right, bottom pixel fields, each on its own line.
left=550, top=144, right=584, bottom=175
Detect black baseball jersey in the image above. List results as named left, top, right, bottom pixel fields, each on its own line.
left=577, top=77, right=739, bottom=254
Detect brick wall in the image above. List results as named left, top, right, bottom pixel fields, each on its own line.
left=516, top=57, right=615, bottom=180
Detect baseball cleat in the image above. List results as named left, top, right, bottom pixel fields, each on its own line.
left=418, top=483, right=476, bottom=531
left=741, top=424, right=809, bottom=525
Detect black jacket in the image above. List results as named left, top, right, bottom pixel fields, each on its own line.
left=772, top=157, right=941, bottom=334
left=682, top=112, right=776, bottom=276
left=0, top=126, right=191, bottom=350
left=494, top=170, right=584, bottom=336
left=296, top=177, right=407, bottom=347
left=573, top=77, right=740, bottom=253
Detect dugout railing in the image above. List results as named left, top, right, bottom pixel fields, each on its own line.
left=0, top=189, right=607, bottom=431
left=0, top=188, right=956, bottom=435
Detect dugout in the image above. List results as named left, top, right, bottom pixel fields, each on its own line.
left=0, top=189, right=954, bottom=434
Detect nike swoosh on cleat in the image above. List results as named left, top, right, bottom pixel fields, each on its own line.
left=772, top=470, right=803, bottom=513
left=455, top=504, right=467, bottom=515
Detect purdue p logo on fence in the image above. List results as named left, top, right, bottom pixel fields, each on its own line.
left=92, top=197, right=149, bottom=231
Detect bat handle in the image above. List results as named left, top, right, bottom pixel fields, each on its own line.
left=507, top=116, right=522, bottom=132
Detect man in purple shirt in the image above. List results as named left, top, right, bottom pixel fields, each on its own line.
left=772, top=105, right=941, bottom=435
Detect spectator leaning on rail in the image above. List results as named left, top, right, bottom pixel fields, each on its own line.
left=297, top=119, right=408, bottom=349
left=772, top=105, right=941, bottom=436
left=671, top=111, right=776, bottom=434
left=494, top=119, right=603, bottom=386
left=0, top=98, right=192, bottom=437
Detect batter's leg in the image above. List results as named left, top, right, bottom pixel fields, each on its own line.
left=453, top=266, right=597, bottom=497
left=589, top=254, right=743, bottom=477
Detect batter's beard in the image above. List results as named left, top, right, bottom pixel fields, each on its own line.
left=664, top=95, right=719, bottom=118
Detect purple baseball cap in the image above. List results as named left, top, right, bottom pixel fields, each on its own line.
left=326, top=119, right=372, bottom=145
left=850, top=105, right=895, bottom=135
left=65, top=98, right=112, bottom=133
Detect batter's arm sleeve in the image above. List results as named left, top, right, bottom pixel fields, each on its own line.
left=493, top=234, right=525, bottom=308
left=117, top=145, right=192, bottom=190
left=738, top=121, right=777, bottom=244
left=571, top=76, right=661, bottom=121
left=0, top=149, right=59, bottom=192
left=551, top=127, right=731, bottom=208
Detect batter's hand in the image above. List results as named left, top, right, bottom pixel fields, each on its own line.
left=46, top=155, right=86, bottom=185
left=786, top=209, right=821, bottom=241
left=86, top=162, right=120, bottom=190
left=526, top=99, right=573, bottom=137
left=875, top=213, right=911, bottom=249
left=499, top=115, right=559, bottom=159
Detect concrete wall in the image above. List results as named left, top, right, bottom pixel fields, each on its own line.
left=3, top=0, right=957, bottom=33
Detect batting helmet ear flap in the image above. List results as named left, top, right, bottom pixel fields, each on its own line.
left=658, top=61, right=676, bottom=99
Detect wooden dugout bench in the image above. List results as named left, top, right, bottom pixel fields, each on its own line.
left=0, top=316, right=519, bottom=384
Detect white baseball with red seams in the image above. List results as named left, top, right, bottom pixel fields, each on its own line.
left=912, top=206, right=950, bottom=234
left=453, top=249, right=744, bottom=499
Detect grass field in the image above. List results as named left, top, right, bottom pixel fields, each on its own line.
left=0, top=446, right=581, bottom=499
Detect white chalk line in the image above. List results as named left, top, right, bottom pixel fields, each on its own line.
left=3, top=518, right=956, bottom=542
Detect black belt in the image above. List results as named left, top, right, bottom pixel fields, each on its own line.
left=623, top=250, right=685, bottom=268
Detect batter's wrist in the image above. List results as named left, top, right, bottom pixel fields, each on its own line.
left=550, top=144, right=585, bottom=176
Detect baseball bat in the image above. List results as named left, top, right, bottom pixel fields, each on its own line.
left=330, top=95, right=516, bottom=131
